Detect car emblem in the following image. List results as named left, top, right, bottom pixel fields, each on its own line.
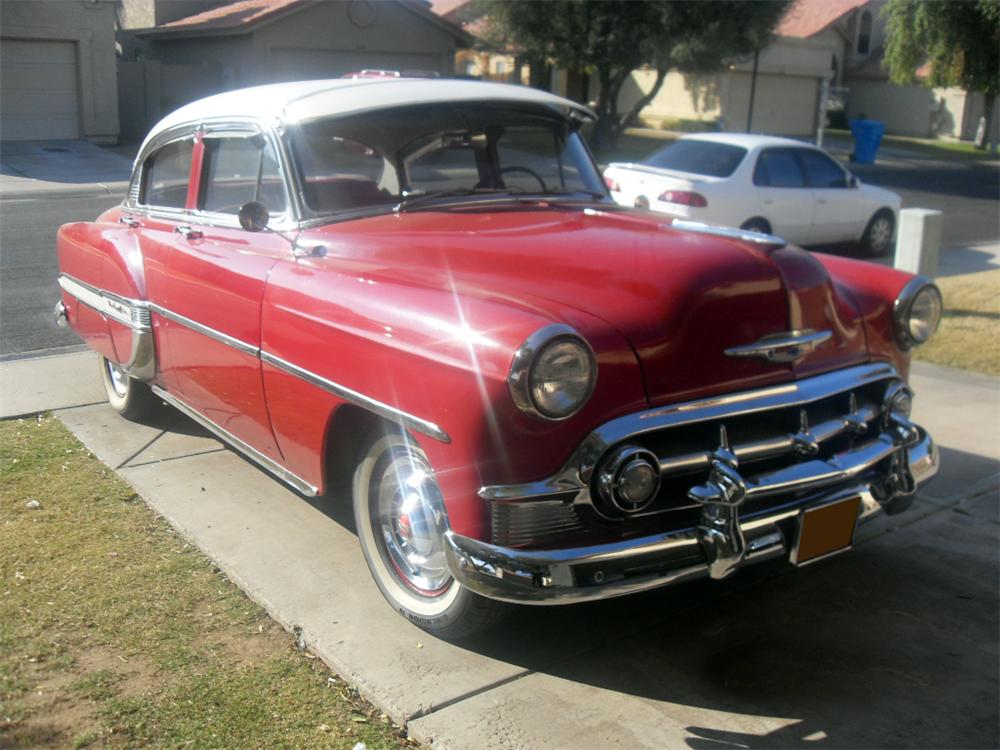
left=724, top=329, right=832, bottom=363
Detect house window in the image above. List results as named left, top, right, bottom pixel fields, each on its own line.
left=857, top=10, right=872, bottom=55
left=465, top=60, right=477, bottom=76
left=494, top=60, right=506, bottom=75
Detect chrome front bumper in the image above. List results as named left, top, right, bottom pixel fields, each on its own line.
left=445, top=427, right=938, bottom=604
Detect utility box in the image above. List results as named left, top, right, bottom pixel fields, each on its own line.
left=894, top=208, right=942, bottom=277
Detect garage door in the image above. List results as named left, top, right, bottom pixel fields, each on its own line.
left=1, top=39, right=81, bottom=140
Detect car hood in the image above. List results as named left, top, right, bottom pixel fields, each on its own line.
left=858, top=182, right=902, bottom=209
left=303, top=204, right=868, bottom=406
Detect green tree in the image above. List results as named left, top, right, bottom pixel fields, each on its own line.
left=480, top=0, right=789, bottom=150
left=883, top=0, right=1000, bottom=151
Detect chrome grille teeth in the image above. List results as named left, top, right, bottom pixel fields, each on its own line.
left=790, top=409, right=820, bottom=456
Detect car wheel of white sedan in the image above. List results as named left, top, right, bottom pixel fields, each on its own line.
left=99, top=355, right=159, bottom=421
left=740, top=218, right=772, bottom=235
left=861, top=210, right=895, bottom=257
left=353, top=430, right=509, bottom=639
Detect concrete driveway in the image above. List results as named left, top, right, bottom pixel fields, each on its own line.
left=2, top=351, right=997, bottom=749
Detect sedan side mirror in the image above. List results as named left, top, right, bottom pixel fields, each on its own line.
left=238, top=201, right=270, bottom=232
left=848, top=175, right=859, bottom=188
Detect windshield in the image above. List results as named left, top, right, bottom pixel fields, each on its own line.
left=643, top=139, right=747, bottom=178
left=286, top=104, right=606, bottom=217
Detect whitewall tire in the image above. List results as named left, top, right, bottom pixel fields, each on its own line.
left=99, top=355, right=158, bottom=421
left=352, top=429, right=509, bottom=639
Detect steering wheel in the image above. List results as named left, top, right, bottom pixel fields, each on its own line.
left=499, top=165, right=548, bottom=193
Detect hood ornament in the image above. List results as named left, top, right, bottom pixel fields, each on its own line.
left=724, top=329, right=832, bottom=364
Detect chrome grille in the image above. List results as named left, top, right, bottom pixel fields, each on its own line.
left=492, top=498, right=586, bottom=547
left=591, top=378, right=892, bottom=521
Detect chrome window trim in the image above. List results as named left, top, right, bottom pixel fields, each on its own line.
left=507, top=323, right=597, bottom=421
left=151, top=385, right=319, bottom=497
left=479, top=362, right=899, bottom=501
left=260, top=350, right=451, bottom=444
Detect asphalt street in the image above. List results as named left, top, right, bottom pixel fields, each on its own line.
left=0, top=155, right=996, bottom=359
left=0, top=193, right=121, bottom=359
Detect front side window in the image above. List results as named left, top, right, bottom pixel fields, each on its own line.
left=141, top=138, right=194, bottom=209
left=797, top=149, right=849, bottom=188
left=753, top=149, right=806, bottom=188
left=200, top=135, right=287, bottom=216
left=286, top=105, right=606, bottom=217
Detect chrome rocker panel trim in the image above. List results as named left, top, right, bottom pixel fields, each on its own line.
left=151, top=385, right=320, bottom=497
left=447, top=428, right=938, bottom=604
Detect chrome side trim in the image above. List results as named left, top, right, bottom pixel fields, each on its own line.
left=479, top=362, right=899, bottom=501
left=670, top=218, right=787, bottom=247
left=151, top=385, right=319, bottom=497
left=61, top=278, right=449, bottom=444
left=260, top=351, right=451, bottom=444
left=58, top=274, right=156, bottom=380
left=724, top=329, right=833, bottom=363
left=148, top=303, right=260, bottom=357
left=59, top=274, right=150, bottom=330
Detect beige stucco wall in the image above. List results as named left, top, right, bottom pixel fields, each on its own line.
left=1, top=0, right=119, bottom=142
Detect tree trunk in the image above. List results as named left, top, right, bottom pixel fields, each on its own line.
left=614, top=67, right=669, bottom=141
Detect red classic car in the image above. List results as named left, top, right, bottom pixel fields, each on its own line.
left=55, top=79, right=942, bottom=638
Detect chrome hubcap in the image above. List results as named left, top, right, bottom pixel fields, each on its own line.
left=106, top=359, right=129, bottom=398
left=871, top=218, right=891, bottom=250
left=374, top=448, right=451, bottom=596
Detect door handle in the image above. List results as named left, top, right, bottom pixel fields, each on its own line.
left=175, top=225, right=204, bottom=240
left=816, top=198, right=828, bottom=204
left=118, top=215, right=140, bottom=228
left=763, top=199, right=774, bottom=205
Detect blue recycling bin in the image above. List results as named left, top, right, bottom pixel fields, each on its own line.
left=849, top=118, right=885, bottom=164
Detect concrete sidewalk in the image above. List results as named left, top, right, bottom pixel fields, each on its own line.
left=0, top=140, right=131, bottom=199
left=3, top=351, right=998, bottom=748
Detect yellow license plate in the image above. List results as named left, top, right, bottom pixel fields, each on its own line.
left=793, top=496, right=862, bottom=566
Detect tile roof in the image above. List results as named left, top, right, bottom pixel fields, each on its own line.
left=776, top=0, right=869, bottom=39
left=159, top=0, right=303, bottom=30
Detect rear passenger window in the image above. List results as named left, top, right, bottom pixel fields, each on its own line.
left=753, top=149, right=805, bottom=188
left=200, top=136, right=287, bottom=215
left=142, top=139, right=193, bottom=208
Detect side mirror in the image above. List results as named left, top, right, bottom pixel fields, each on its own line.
left=848, top=175, right=859, bottom=188
left=238, top=201, right=270, bottom=232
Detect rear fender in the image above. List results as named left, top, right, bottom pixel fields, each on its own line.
left=56, top=219, right=155, bottom=380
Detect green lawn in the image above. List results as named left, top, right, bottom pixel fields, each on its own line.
left=825, top=129, right=997, bottom=162
left=0, top=416, right=414, bottom=749
left=915, top=270, right=1000, bottom=376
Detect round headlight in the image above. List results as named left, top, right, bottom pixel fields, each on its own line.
left=508, top=326, right=597, bottom=420
left=895, top=278, right=943, bottom=349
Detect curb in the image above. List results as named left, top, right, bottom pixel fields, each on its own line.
left=0, top=180, right=129, bottom=200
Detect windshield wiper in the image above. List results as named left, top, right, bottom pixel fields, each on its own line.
left=393, top=188, right=508, bottom=212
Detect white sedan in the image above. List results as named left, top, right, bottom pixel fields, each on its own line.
left=603, top=133, right=902, bottom=256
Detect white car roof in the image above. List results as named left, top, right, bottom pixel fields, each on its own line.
left=676, top=132, right=814, bottom=150
left=142, top=79, right=595, bottom=150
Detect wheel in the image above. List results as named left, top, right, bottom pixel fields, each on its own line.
left=860, top=209, right=895, bottom=257
left=352, top=429, right=509, bottom=639
left=634, top=195, right=650, bottom=209
left=499, top=165, right=547, bottom=192
left=740, top=218, right=771, bottom=235
left=99, top=355, right=159, bottom=421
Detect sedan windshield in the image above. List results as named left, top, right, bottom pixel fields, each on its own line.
left=643, top=139, right=747, bottom=178
left=285, top=104, right=606, bottom=217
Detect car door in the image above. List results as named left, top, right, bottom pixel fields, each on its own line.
left=751, top=148, right=813, bottom=245
left=159, top=127, right=293, bottom=461
left=795, top=148, right=864, bottom=244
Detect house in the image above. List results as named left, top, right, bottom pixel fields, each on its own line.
left=116, top=0, right=470, bottom=141
left=0, top=0, right=119, bottom=142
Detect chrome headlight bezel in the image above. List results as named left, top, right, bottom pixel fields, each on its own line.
left=508, top=324, right=597, bottom=421
left=893, top=276, right=943, bottom=350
